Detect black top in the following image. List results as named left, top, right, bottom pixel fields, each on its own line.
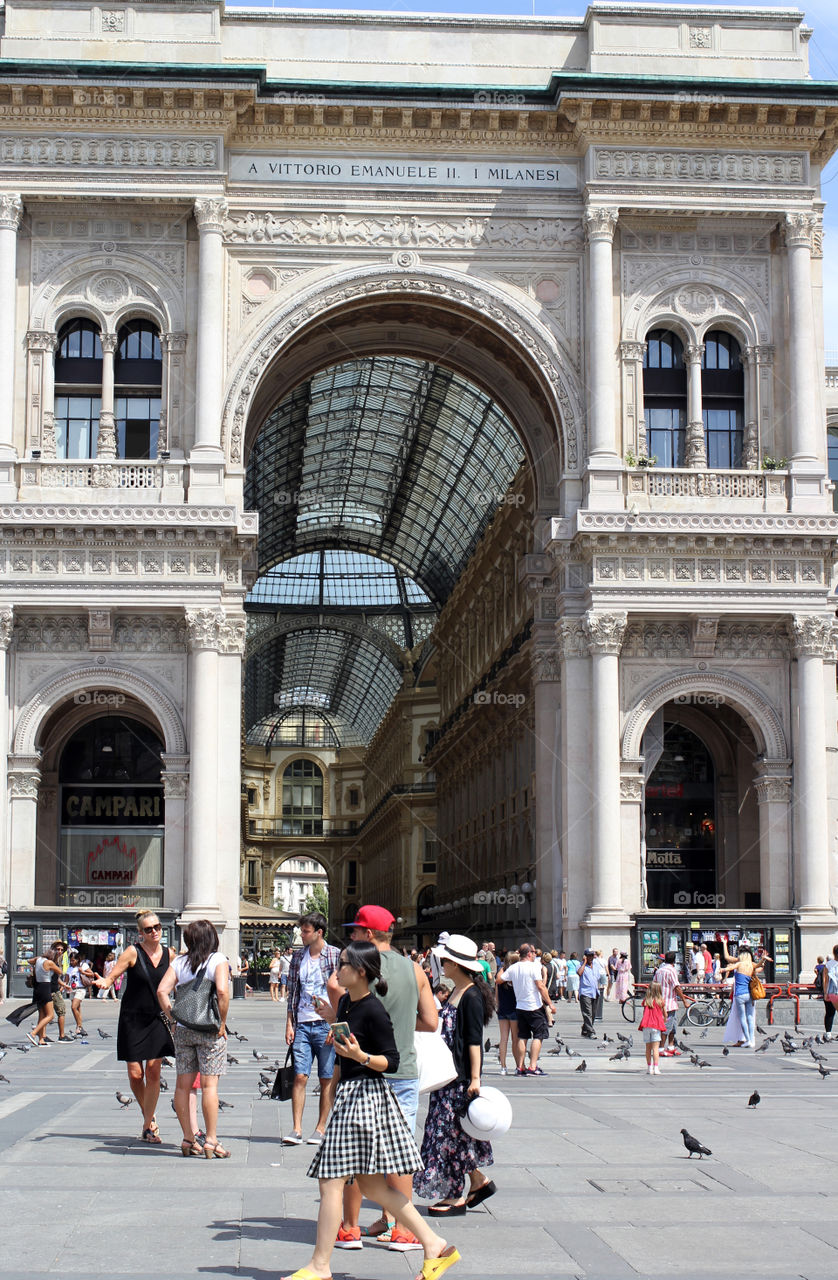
left=117, top=944, right=175, bottom=1063
left=451, top=984, right=485, bottom=1081
left=336, top=991, right=399, bottom=1081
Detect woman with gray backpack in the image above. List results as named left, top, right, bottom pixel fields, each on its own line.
left=157, top=918, right=231, bottom=1158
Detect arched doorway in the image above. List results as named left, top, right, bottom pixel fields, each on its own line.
left=644, top=724, right=716, bottom=910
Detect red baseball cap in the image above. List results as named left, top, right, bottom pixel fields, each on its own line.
left=344, top=905, right=395, bottom=932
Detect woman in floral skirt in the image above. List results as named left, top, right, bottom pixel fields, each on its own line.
left=414, top=935, right=497, bottom=1215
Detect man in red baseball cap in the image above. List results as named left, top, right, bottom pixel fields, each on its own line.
left=334, top=904, right=438, bottom=1253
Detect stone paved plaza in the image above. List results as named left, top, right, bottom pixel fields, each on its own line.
left=1, top=993, right=836, bottom=1280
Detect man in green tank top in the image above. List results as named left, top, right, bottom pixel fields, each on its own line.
left=336, top=904, right=438, bottom=1253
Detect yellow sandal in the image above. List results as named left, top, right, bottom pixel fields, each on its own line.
left=416, top=1246, right=461, bottom=1280
left=280, top=1269, right=332, bottom=1280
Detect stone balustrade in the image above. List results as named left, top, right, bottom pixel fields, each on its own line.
left=625, top=466, right=789, bottom=512
left=17, top=458, right=186, bottom=503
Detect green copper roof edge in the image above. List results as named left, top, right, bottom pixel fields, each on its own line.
left=0, top=58, right=837, bottom=103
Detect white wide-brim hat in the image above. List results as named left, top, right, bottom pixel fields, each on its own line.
left=431, top=933, right=483, bottom=973
left=460, top=1086, right=513, bottom=1140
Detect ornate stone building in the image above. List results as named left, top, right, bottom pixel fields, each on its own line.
left=1, top=0, right=837, bottom=988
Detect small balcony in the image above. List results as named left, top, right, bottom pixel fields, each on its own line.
left=247, top=818, right=359, bottom=840
left=624, top=467, right=789, bottom=513
left=17, top=458, right=186, bottom=504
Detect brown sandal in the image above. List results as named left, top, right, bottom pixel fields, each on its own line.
left=180, top=1137, right=202, bottom=1157
left=203, top=1139, right=231, bottom=1159
left=141, top=1128, right=162, bottom=1144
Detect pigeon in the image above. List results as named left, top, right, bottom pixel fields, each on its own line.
left=0, top=1073, right=9, bottom=1084
left=811, top=1050, right=827, bottom=1064
left=818, top=1063, right=831, bottom=1079
left=747, top=1090, right=760, bottom=1108
left=217, top=1099, right=234, bottom=1110
left=610, top=1047, right=630, bottom=1062
left=565, top=1046, right=579, bottom=1058
left=259, top=1072, right=273, bottom=1084
left=15, top=1045, right=29, bottom=1054
left=227, top=1055, right=240, bottom=1065
left=0, top=1049, right=6, bottom=1062
left=802, top=1037, right=815, bottom=1049
left=548, top=1047, right=562, bottom=1055
left=700, top=1028, right=709, bottom=1039
left=253, top=1049, right=267, bottom=1061
left=757, top=1024, right=768, bottom=1036
left=484, top=1038, right=491, bottom=1051
left=115, top=1092, right=134, bottom=1108
left=680, top=1030, right=690, bottom=1038
left=575, top=1059, right=587, bottom=1072
left=97, top=1028, right=112, bottom=1040
left=158, top=1078, right=169, bottom=1092
left=0, top=1041, right=8, bottom=1049
left=616, top=1032, right=630, bottom=1044
left=236, top=1034, right=248, bottom=1043
left=698, top=1060, right=712, bottom=1068
left=783, top=1031, right=796, bottom=1043
left=765, top=1033, right=779, bottom=1044
left=754, top=1040, right=770, bottom=1054
left=722, top=1047, right=730, bottom=1056
left=781, top=1039, right=797, bottom=1054
left=681, top=1128, right=712, bottom=1159
left=601, top=1033, right=612, bottom=1044
left=689, top=1053, right=700, bottom=1066
left=258, top=1086, right=271, bottom=1098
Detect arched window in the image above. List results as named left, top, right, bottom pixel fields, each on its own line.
left=643, top=329, right=686, bottom=467
left=54, top=319, right=102, bottom=459
left=645, top=723, right=716, bottom=911
left=115, top=321, right=162, bottom=459
left=828, top=422, right=838, bottom=512
left=702, top=331, right=744, bottom=468
left=281, top=759, right=324, bottom=836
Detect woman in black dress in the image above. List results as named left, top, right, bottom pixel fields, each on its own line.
left=93, top=908, right=174, bottom=1142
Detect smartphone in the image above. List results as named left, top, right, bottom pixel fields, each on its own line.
left=332, top=1021, right=351, bottom=1044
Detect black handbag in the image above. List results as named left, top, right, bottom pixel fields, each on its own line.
left=170, top=963, right=221, bottom=1034
left=271, top=1046, right=295, bottom=1101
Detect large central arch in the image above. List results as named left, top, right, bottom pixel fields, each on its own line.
left=222, top=263, right=579, bottom=499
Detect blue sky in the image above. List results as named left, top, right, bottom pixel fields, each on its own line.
left=230, top=0, right=838, bottom=351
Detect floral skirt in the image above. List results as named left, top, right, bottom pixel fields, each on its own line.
left=413, top=1079, right=493, bottom=1202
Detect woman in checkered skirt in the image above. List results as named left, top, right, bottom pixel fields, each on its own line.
left=281, top=940, right=460, bottom=1280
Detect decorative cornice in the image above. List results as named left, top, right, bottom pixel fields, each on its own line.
left=0, top=193, right=23, bottom=231
left=583, top=610, right=627, bottom=655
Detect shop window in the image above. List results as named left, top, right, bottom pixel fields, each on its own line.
left=644, top=723, right=716, bottom=911
left=702, top=331, right=744, bottom=468
left=643, top=329, right=687, bottom=466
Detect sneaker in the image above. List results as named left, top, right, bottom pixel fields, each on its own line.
left=335, top=1223, right=362, bottom=1250
left=499, top=1066, right=508, bottom=1075
left=653, top=1066, right=661, bottom=1075
left=306, top=1131, right=324, bottom=1145
left=527, top=1066, right=547, bottom=1076
left=668, top=1048, right=682, bottom=1057
left=388, top=1228, right=423, bottom=1252
left=282, top=1131, right=303, bottom=1145
left=659, top=1048, right=673, bottom=1057
left=514, top=1067, right=528, bottom=1077
left=58, top=1036, right=74, bottom=1042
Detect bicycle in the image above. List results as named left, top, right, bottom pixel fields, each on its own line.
left=620, top=987, right=647, bottom=1023
left=685, top=988, right=731, bottom=1027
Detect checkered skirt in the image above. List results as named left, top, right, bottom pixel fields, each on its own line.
left=306, top=1075, right=423, bottom=1181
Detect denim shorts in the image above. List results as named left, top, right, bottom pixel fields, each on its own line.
left=642, top=1027, right=661, bottom=1043
left=292, top=1019, right=335, bottom=1080
left=387, top=1076, right=420, bottom=1134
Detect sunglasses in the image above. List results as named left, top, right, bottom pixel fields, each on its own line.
left=142, top=924, right=162, bottom=933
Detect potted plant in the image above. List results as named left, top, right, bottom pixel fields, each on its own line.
left=625, top=450, right=658, bottom=468
left=761, top=455, right=787, bottom=471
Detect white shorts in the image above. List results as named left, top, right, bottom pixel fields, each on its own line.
left=69, top=988, right=86, bottom=1001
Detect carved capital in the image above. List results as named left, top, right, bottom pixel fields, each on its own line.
left=162, top=331, right=188, bottom=355
left=219, top=614, right=247, bottom=655
left=533, top=649, right=561, bottom=682
left=783, top=212, right=818, bottom=251
left=792, top=614, right=836, bottom=658
left=558, top=616, right=587, bottom=658
left=8, top=752, right=41, bottom=798
left=584, top=206, right=618, bottom=243
left=162, top=771, right=189, bottom=799
left=620, top=340, right=646, bottom=363
left=620, top=774, right=644, bottom=802
left=194, top=197, right=228, bottom=233
left=753, top=773, right=792, bottom=804
left=0, top=608, right=13, bottom=650
left=99, top=332, right=118, bottom=355
left=583, top=610, right=627, bottom=656
left=685, top=343, right=704, bottom=367
left=26, top=330, right=57, bottom=354
left=185, top=609, right=245, bottom=653
left=0, top=193, right=23, bottom=231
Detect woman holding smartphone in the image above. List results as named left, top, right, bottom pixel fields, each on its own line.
left=281, top=939, right=460, bottom=1280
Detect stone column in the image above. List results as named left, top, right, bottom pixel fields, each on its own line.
left=742, top=344, right=760, bottom=470
left=753, top=760, right=792, bottom=911
left=685, top=342, right=706, bottom=468
left=791, top=616, right=834, bottom=911
left=160, top=754, right=189, bottom=915
left=8, top=752, right=41, bottom=911
left=0, top=609, right=13, bottom=924
left=784, top=213, right=821, bottom=469
left=619, top=340, right=647, bottom=456
left=0, top=194, right=23, bottom=461
left=215, top=613, right=246, bottom=959
left=24, top=331, right=57, bottom=458
left=532, top=634, right=562, bottom=946
left=583, top=206, right=619, bottom=462
left=97, top=332, right=118, bottom=460
left=192, top=198, right=227, bottom=453
left=583, top=610, right=630, bottom=939
left=160, top=331, right=188, bottom=458
left=182, top=609, right=224, bottom=924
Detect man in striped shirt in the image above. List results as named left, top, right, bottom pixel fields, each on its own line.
left=652, top=952, right=691, bottom=1056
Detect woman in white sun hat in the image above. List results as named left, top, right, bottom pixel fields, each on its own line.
left=414, top=934, right=498, bottom=1217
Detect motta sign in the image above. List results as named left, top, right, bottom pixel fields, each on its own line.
left=229, top=153, right=578, bottom=190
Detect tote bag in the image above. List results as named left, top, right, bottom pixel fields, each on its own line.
left=271, top=1046, right=295, bottom=1102
left=415, top=1030, right=457, bottom=1094
left=171, top=963, right=221, bottom=1033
